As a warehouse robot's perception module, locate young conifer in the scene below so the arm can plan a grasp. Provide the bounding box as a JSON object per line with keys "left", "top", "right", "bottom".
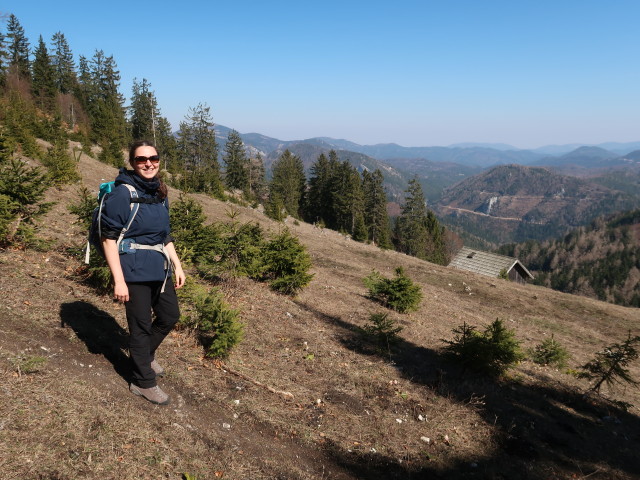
{"left": 578, "top": 332, "right": 640, "bottom": 394}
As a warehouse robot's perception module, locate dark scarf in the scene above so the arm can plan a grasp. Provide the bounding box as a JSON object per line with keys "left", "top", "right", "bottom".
{"left": 116, "top": 168, "right": 160, "bottom": 196}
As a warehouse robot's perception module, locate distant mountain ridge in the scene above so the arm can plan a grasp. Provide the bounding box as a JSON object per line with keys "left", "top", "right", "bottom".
{"left": 435, "top": 164, "right": 640, "bottom": 245}
{"left": 213, "top": 125, "right": 640, "bottom": 246}
{"left": 214, "top": 125, "right": 640, "bottom": 171}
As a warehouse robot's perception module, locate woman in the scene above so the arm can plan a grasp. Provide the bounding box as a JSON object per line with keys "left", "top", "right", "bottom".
{"left": 101, "top": 140, "right": 185, "bottom": 405}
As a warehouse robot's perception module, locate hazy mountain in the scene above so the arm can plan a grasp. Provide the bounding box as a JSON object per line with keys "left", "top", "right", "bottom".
{"left": 447, "top": 142, "right": 519, "bottom": 151}
{"left": 213, "top": 127, "right": 544, "bottom": 168}
{"left": 332, "top": 144, "right": 544, "bottom": 167}
{"left": 377, "top": 157, "right": 484, "bottom": 202}
{"left": 532, "top": 146, "right": 621, "bottom": 168}
{"left": 621, "top": 149, "right": 640, "bottom": 161}
{"left": 214, "top": 125, "right": 640, "bottom": 172}
{"left": 533, "top": 141, "right": 640, "bottom": 156}
{"left": 213, "top": 125, "right": 640, "bottom": 214}
{"left": 435, "top": 164, "right": 640, "bottom": 245}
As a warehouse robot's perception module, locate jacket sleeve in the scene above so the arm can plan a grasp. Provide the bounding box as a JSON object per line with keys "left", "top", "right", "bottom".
{"left": 100, "top": 185, "right": 132, "bottom": 240}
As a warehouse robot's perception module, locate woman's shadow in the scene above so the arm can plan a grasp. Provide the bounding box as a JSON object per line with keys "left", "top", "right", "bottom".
{"left": 60, "top": 301, "right": 131, "bottom": 382}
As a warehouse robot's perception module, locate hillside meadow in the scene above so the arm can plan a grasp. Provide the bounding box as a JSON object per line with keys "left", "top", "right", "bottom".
{"left": 0, "top": 149, "right": 639, "bottom": 479}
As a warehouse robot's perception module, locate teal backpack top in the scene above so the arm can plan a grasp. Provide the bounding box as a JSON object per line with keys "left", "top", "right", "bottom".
{"left": 84, "top": 182, "right": 140, "bottom": 263}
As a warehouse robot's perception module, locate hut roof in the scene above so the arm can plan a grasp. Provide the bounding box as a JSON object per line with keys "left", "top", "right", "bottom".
{"left": 449, "top": 247, "right": 533, "bottom": 279}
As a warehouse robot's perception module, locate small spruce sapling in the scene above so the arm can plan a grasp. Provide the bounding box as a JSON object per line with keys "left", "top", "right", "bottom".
{"left": 363, "top": 267, "right": 422, "bottom": 313}
{"left": 179, "top": 281, "right": 244, "bottom": 358}
{"left": 577, "top": 331, "right": 640, "bottom": 394}
{"left": 530, "top": 335, "right": 569, "bottom": 368}
{"left": 442, "top": 318, "right": 524, "bottom": 376}
{"left": 261, "top": 229, "right": 313, "bottom": 295}
{"left": 361, "top": 312, "right": 403, "bottom": 357}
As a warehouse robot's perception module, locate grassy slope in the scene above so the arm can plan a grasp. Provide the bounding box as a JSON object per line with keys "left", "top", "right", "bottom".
{"left": 0, "top": 150, "right": 639, "bottom": 480}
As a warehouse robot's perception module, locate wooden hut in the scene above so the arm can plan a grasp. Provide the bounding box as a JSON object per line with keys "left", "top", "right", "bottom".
{"left": 449, "top": 247, "right": 534, "bottom": 284}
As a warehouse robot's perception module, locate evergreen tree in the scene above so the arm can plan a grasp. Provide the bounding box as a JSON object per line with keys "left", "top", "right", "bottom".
{"left": 363, "top": 169, "right": 392, "bottom": 248}
{"left": 3, "top": 90, "right": 40, "bottom": 157}
{"left": 42, "top": 138, "right": 79, "bottom": 185}
{"left": 268, "top": 150, "right": 306, "bottom": 219}
{"left": 261, "top": 229, "right": 314, "bottom": 295}
{"left": 176, "top": 103, "right": 223, "bottom": 197}
{"left": 155, "top": 116, "right": 178, "bottom": 172}
{"left": 83, "top": 50, "right": 128, "bottom": 164}
{"left": 6, "top": 15, "right": 30, "bottom": 79}
{"left": 306, "top": 152, "right": 332, "bottom": 224}
{"left": 129, "top": 78, "right": 159, "bottom": 142}
{"left": 248, "top": 152, "right": 267, "bottom": 203}
{"left": 223, "top": 130, "right": 249, "bottom": 193}
{"left": 50, "top": 32, "right": 76, "bottom": 94}
{"left": 31, "top": 35, "right": 57, "bottom": 113}
{"left": 394, "top": 177, "right": 447, "bottom": 264}
{"left": 0, "top": 26, "right": 8, "bottom": 85}
{"left": 332, "top": 160, "right": 366, "bottom": 240}
{"left": 75, "top": 54, "right": 92, "bottom": 109}
{"left": 0, "top": 156, "right": 52, "bottom": 245}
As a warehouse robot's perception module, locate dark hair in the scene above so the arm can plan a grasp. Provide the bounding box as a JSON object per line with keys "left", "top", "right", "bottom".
{"left": 129, "top": 140, "right": 168, "bottom": 199}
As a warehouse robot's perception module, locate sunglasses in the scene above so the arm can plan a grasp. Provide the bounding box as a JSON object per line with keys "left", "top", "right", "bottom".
{"left": 133, "top": 155, "right": 160, "bottom": 164}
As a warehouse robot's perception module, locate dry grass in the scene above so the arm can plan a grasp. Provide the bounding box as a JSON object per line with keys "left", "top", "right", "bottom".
{"left": 0, "top": 150, "right": 639, "bottom": 479}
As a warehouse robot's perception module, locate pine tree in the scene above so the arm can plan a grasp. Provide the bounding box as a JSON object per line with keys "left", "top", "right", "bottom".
{"left": 0, "top": 157, "right": 52, "bottom": 245}
{"left": 223, "top": 130, "right": 249, "bottom": 193}
{"left": 31, "top": 35, "right": 57, "bottom": 113}
{"left": 6, "top": 15, "right": 30, "bottom": 79}
{"left": 306, "top": 152, "right": 332, "bottom": 224}
{"left": 176, "top": 103, "right": 223, "bottom": 197}
{"left": 261, "top": 229, "right": 314, "bottom": 295}
{"left": 83, "top": 50, "right": 128, "bottom": 164}
{"left": 129, "top": 78, "right": 159, "bottom": 142}
{"left": 50, "top": 32, "right": 76, "bottom": 94}
{"left": 578, "top": 332, "right": 640, "bottom": 394}
{"left": 394, "top": 177, "right": 447, "bottom": 264}
{"left": 248, "top": 152, "right": 267, "bottom": 203}
{"left": 332, "top": 160, "right": 366, "bottom": 240}
{"left": 41, "top": 138, "right": 79, "bottom": 185}
{"left": 3, "top": 90, "right": 40, "bottom": 157}
{"left": 0, "top": 27, "right": 9, "bottom": 85}
{"left": 268, "top": 150, "right": 306, "bottom": 219}
{"left": 363, "top": 169, "right": 392, "bottom": 248}
{"left": 155, "top": 116, "right": 178, "bottom": 172}
{"left": 75, "top": 54, "right": 92, "bottom": 110}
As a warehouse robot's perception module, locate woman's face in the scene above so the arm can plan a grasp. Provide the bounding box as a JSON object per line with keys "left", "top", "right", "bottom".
{"left": 130, "top": 145, "right": 159, "bottom": 181}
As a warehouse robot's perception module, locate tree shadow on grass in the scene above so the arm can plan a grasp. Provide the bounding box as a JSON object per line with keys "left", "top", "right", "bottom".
{"left": 294, "top": 300, "right": 640, "bottom": 480}
{"left": 59, "top": 301, "right": 130, "bottom": 383}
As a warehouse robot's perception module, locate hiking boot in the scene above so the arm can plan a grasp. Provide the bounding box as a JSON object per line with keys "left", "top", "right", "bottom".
{"left": 129, "top": 384, "right": 170, "bottom": 405}
{"left": 150, "top": 359, "right": 165, "bottom": 377}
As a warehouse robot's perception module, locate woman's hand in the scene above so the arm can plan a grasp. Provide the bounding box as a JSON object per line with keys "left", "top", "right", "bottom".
{"left": 164, "top": 242, "right": 186, "bottom": 289}
{"left": 114, "top": 281, "right": 129, "bottom": 303}
{"left": 173, "top": 265, "right": 186, "bottom": 289}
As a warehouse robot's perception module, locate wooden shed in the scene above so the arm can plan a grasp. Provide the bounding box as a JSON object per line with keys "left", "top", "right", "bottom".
{"left": 449, "top": 247, "right": 534, "bottom": 284}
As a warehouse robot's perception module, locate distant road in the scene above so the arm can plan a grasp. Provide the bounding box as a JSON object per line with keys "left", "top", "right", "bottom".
{"left": 439, "top": 205, "right": 524, "bottom": 222}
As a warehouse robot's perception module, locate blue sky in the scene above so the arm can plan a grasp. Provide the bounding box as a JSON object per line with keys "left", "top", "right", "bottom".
{"left": 3, "top": 1, "right": 639, "bottom": 148}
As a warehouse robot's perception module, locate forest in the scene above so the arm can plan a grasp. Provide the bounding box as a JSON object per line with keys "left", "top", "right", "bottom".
{"left": 0, "top": 14, "right": 451, "bottom": 265}
{"left": 498, "top": 209, "right": 640, "bottom": 307}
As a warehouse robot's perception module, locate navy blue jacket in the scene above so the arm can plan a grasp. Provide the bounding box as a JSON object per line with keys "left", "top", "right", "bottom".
{"left": 100, "top": 169, "right": 172, "bottom": 283}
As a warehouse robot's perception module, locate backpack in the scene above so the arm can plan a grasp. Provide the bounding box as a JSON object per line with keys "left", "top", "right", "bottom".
{"left": 84, "top": 182, "right": 139, "bottom": 264}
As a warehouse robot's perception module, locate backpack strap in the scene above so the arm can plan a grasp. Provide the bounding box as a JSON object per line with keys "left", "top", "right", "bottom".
{"left": 115, "top": 184, "right": 140, "bottom": 251}
{"left": 84, "top": 183, "right": 139, "bottom": 264}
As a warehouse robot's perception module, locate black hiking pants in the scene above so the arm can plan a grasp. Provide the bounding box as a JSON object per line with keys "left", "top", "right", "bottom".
{"left": 125, "top": 281, "right": 180, "bottom": 388}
